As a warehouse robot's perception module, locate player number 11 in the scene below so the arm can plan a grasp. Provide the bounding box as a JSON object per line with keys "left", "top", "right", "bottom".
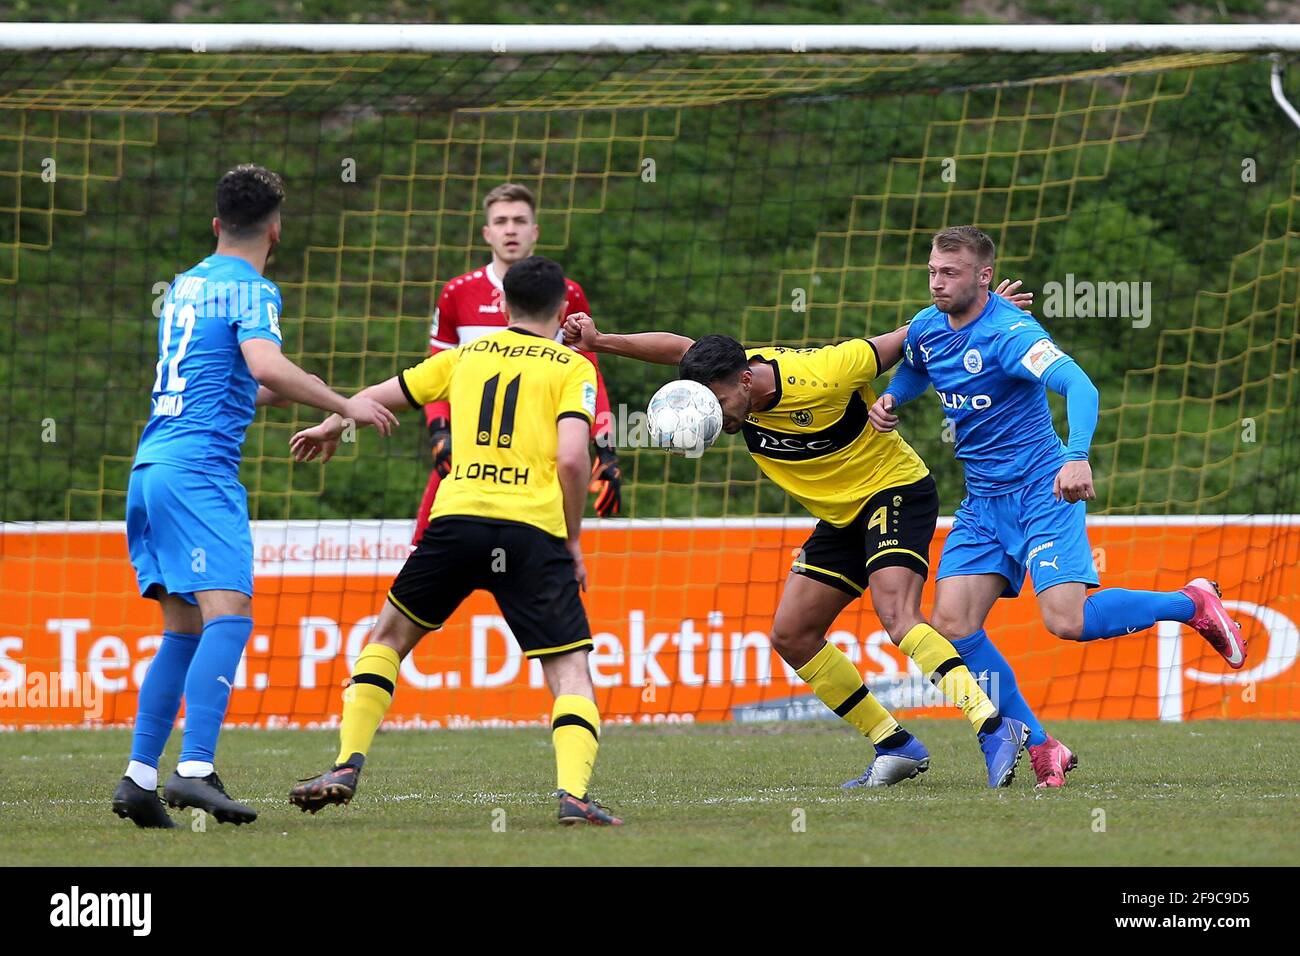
{"left": 476, "top": 372, "right": 522, "bottom": 448}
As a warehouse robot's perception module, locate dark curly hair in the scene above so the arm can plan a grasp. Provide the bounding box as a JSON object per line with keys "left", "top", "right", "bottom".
{"left": 216, "top": 164, "right": 285, "bottom": 240}
{"left": 679, "top": 334, "right": 748, "bottom": 385}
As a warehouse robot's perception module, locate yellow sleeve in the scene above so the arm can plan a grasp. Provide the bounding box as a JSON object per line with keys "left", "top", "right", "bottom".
{"left": 824, "top": 338, "right": 880, "bottom": 389}
{"left": 558, "top": 357, "right": 598, "bottom": 424}
{"left": 399, "top": 348, "right": 458, "bottom": 407}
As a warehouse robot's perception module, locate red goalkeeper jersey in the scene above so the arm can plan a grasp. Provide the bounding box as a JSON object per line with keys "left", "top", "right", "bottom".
{"left": 424, "top": 262, "right": 612, "bottom": 438}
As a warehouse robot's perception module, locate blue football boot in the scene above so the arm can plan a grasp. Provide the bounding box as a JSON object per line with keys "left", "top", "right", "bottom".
{"left": 979, "top": 716, "right": 1029, "bottom": 788}
{"left": 842, "top": 734, "right": 931, "bottom": 789}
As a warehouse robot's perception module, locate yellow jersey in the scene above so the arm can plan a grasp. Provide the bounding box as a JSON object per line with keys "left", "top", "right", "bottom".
{"left": 399, "top": 327, "right": 597, "bottom": 539}
{"left": 743, "top": 340, "right": 929, "bottom": 527}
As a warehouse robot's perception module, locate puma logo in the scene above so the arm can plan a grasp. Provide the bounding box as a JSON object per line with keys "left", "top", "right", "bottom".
{"left": 216, "top": 675, "right": 233, "bottom": 691}
{"left": 1039, "top": 556, "right": 1060, "bottom": 570}
{"left": 919, "top": 343, "right": 933, "bottom": 363}
{"left": 1010, "top": 320, "right": 1031, "bottom": 331}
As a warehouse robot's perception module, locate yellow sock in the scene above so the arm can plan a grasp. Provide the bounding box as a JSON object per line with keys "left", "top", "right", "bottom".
{"left": 795, "top": 642, "right": 900, "bottom": 744}
{"left": 336, "top": 643, "right": 401, "bottom": 765}
{"left": 552, "top": 695, "right": 601, "bottom": 798}
{"left": 899, "top": 623, "right": 999, "bottom": 731}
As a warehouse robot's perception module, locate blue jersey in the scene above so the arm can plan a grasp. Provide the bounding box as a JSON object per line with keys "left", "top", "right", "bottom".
{"left": 133, "top": 254, "right": 283, "bottom": 476}
{"left": 901, "top": 293, "right": 1071, "bottom": 496}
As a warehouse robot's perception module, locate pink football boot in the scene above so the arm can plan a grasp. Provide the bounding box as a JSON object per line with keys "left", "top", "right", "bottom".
{"left": 1028, "top": 735, "right": 1078, "bottom": 789}
{"left": 1180, "top": 578, "right": 1247, "bottom": 669}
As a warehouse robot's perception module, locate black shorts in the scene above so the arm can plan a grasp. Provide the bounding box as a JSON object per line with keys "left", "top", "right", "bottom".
{"left": 387, "top": 516, "right": 592, "bottom": 659}
{"left": 792, "top": 474, "right": 939, "bottom": 597}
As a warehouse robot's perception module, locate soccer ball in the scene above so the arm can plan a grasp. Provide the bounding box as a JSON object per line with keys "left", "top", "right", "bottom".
{"left": 647, "top": 379, "right": 724, "bottom": 456}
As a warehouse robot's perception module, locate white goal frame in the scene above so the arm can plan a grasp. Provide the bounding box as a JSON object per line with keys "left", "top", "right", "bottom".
{"left": 0, "top": 23, "right": 1299, "bottom": 53}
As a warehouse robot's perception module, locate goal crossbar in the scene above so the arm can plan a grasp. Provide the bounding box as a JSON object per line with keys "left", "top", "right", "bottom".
{"left": 1, "top": 23, "right": 1299, "bottom": 54}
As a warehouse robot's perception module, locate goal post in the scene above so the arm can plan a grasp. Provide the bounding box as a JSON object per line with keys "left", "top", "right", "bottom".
{"left": 1, "top": 25, "right": 1298, "bottom": 729}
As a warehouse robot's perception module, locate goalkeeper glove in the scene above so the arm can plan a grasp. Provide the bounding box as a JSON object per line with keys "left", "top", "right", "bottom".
{"left": 428, "top": 416, "right": 452, "bottom": 478}
{"left": 589, "top": 445, "right": 622, "bottom": 518}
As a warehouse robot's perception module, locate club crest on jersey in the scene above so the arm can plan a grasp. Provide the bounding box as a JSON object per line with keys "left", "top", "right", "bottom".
{"left": 905, "top": 343, "right": 914, "bottom": 366}
{"left": 963, "top": 348, "right": 983, "bottom": 374}
{"left": 790, "top": 409, "right": 813, "bottom": 427}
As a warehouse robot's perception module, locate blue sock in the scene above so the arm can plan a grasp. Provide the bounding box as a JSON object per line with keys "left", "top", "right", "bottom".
{"left": 179, "top": 615, "right": 253, "bottom": 765}
{"left": 1081, "top": 589, "right": 1195, "bottom": 641}
{"left": 953, "top": 629, "right": 1048, "bottom": 747}
{"left": 129, "top": 630, "right": 201, "bottom": 768}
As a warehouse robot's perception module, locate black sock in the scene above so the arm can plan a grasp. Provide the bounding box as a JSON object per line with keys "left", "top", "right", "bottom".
{"left": 878, "top": 728, "right": 911, "bottom": 750}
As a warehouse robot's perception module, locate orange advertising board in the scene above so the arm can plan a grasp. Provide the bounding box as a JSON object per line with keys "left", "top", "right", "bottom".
{"left": 1, "top": 518, "right": 1297, "bottom": 728}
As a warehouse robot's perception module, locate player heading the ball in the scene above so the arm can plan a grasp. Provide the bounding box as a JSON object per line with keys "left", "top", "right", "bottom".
{"left": 564, "top": 302, "right": 1038, "bottom": 790}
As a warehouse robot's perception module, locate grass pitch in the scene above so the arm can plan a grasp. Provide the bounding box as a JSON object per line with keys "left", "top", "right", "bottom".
{"left": 2, "top": 720, "right": 1296, "bottom": 866}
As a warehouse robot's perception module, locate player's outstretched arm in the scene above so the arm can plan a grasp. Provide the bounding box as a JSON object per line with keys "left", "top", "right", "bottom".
{"left": 256, "top": 373, "right": 331, "bottom": 408}
{"left": 557, "top": 416, "right": 592, "bottom": 592}
{"left": 562, "top": 313, "right": 693, "bottom": 366}
{"left": 868, "top": 325, "right": 909, "bottom": 372}
{"left": 289, "top": 376, "right": 412, "bottom": 463}
{"left": 242, "top": 339, "right": 399, "bottom": 435}
{"left": 255, "top": 385, "right": 291, "bottom": 408}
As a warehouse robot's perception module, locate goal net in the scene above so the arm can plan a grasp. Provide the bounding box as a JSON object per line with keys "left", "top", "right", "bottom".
{"left": 3, "top": 30, "right": 1298, "bottom": 729}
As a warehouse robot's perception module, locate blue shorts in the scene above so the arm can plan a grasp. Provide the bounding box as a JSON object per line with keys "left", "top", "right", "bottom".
{"left": 937, "top": 469, "right": 1099, "bottom": 599}
{"left": 126, "top": 463, "right": 253, "bottom": 603}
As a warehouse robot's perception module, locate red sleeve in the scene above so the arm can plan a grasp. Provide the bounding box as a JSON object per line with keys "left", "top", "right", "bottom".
{"left": 565, "top": 281, "right": 591, "bottom": 319}
{"left": 566, "top": 282, "right": 611, "bottom": 446}
{"left": 425, "top": 283, "right": 458, "bottom": 427}
{"left": 584, "top": 353, "right": 613, "bottom": 446}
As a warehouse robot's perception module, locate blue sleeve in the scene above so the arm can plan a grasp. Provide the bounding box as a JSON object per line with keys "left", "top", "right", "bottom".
{"left": 1041, "top": 357, "right": 1099, "bottom": 461}
{"left": 233, "top": 281, "right": 283, "bottom": 345}
{"left": 882, "top": 359, "right": 930, "bottom": 407}
{"left": 882, "top": 323, "right": 930, "bottom": 406}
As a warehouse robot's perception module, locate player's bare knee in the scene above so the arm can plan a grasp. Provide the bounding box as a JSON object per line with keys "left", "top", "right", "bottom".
{"left": 930, "top": 607, "right": 971, "bottom": 641}
{"left": 160, "top": 594, "right": 203, "bottom": 635}
{"left": 196, "top": 589, "right": 251, "bottom": 621}
{"left": 1045, "top": 612, "right": 1085, "bottom": 641}
{"left": 884, "top": 613, "right": 926, "bottom": 645}
{"left": 770, "top": 622, "right": 821, "bottom": 668}
{"left": 368, "top": 625, "right": 419, "bottom": 659}
{"left": 540, "top": 648, "right": 595, "bottom": 699}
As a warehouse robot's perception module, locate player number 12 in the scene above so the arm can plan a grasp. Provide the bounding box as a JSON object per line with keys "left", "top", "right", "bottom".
{"left": 153, "top": 301, "right": 197, "bottom": 393}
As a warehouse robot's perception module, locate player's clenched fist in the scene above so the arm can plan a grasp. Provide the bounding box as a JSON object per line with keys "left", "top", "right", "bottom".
{"left": 562, "top": 312, "right": 599, "bottom": 350}
{"left": 1054, "top": 460, "right": 1095, "bottom": 503}
{"left": 869, "top": 393, "right": 899, "bottom": 432}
